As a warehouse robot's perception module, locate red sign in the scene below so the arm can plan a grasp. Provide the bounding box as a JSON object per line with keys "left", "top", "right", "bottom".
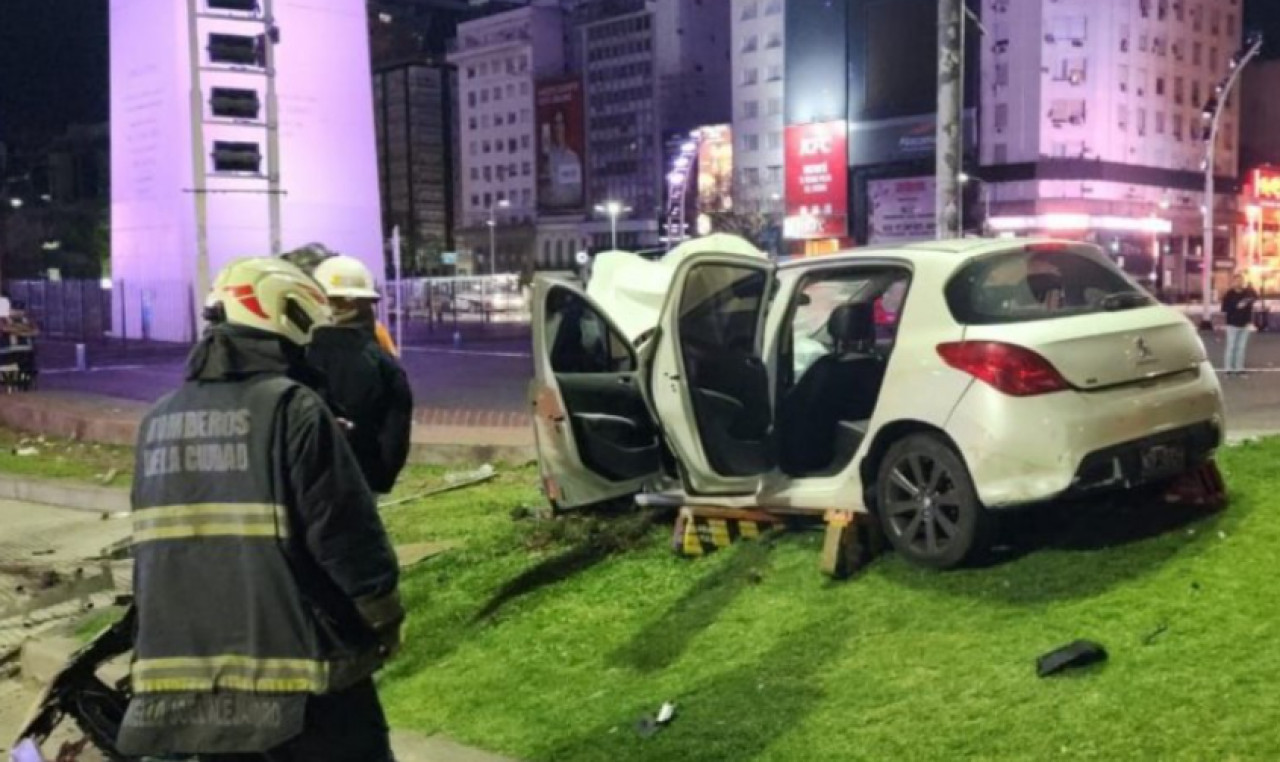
{"left": 784, "top": 122, "right": 848, "bottom": 239}
{"left": 1252, "top": 167, "right": 1280, "bottom": 206}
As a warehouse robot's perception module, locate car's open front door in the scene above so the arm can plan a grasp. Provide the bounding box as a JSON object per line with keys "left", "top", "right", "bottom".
{"left": 530, "top": 276, "right": 662, "bottom": 510}
{"left": 650, "top": 253, "right": 778, "bottom": 496}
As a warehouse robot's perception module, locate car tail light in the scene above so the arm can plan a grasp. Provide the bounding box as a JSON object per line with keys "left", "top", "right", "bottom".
{"left": 937, "top": 341, "right": 1071, "bottom": 396}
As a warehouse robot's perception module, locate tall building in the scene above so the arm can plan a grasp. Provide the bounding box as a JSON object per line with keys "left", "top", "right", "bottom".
{"left": 980, "top": 0, "right": 1245, "bottom": 295}
{"left": 731, "top": 0, "right": 786, "bottom": 217}
{"left": 576, "top": 0, "right": 731, "bottom": 250}
{"left": 450, "top": 4, "right": 569, "bottom": 274}
{"left": 1241, "top": 58, "right": 1280, "bottom": 171}
{"left": 374, "top": 60, "right": 458, "bottom": 275}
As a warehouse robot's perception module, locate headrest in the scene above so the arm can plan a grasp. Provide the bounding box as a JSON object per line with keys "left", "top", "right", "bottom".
{"left": 828, "top": 302, "right": 875, "bottom": 346}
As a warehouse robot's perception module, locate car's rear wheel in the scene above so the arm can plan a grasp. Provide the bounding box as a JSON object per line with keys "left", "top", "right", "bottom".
{"left": 876, "top": 434, "right": 989, "bottom": 569}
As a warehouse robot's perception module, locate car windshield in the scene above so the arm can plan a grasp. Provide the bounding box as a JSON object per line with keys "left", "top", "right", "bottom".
{"left": 946, "top": 247, "right": 1156, "bottom": 325}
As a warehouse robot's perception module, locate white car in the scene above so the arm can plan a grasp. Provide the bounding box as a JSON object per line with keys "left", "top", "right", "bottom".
{"left": 529, "top": 237, "right": 1225, "bottom": 568}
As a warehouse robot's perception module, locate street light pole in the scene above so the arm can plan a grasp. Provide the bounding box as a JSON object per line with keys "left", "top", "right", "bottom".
{"left": 486, "top": 199, "right": 510, "bottom": 277}
{"left": 594, "top": 201, "right": 629, "bottom": 251}
{"left": 935, "top": 0, "right": 964, "bottom": 240}
{"left": 1199, "top": 32, "right": 1263, "bottom": 330}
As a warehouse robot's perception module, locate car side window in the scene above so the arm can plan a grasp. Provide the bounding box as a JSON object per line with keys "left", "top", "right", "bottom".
{"left": 788, "top": 268, "right": 911, "bottom": 380}
{"left": 547, "top": 288, "right": 634, "bottom": 374}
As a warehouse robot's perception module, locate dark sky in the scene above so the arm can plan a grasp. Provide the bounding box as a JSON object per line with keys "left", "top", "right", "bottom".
{"left": 0, "top": 0, "right": 1277, "bottom": 150}
{"left": 0, "top": 0, "right": 108, "bottom": 148}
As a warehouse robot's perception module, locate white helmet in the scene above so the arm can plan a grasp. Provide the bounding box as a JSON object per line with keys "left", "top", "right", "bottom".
{"left": 207, "top": 257, "right": 332, "bottom": 346}
{"left": 313, "top": 255, "right": 381, "bottom": 301}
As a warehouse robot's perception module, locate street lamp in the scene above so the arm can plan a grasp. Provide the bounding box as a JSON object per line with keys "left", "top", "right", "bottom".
{"left": 1198, "top": 31, "right": 1264, "bottom": 330}
{"left": 594, "top": 200, "right": 631, "bottom": 251}
{"left": 8, "top": 198, "right": 22, "bottom": 210}
{"left": 486, "top": 199, "right": 510, "bottom": 276}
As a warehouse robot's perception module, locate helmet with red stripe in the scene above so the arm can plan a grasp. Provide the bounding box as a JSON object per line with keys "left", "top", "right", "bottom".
{"left": 206, "top": 257, "right": 332, "bottom": 346}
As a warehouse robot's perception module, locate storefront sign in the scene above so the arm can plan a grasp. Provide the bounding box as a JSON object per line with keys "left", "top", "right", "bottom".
{"left": 868, "top": 176, "right": 936, "bottom": 243}
{"left": 784, "top": 121, "right": 848, "bottom": 239}
{"left": 1252, "top": 167, "right": 1280, "bottom": 206}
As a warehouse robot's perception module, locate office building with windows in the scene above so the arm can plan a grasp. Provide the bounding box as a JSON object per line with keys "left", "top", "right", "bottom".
{"left": 731, "top": 0, "right": 786, "bottom": 216}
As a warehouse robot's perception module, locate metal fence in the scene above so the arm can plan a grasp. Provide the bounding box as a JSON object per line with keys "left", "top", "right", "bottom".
{"left": 5, "top": 278, "right": 196, "bottom": 345}
{"left": 385, "top": 274, "right": 532, "bottom": 345}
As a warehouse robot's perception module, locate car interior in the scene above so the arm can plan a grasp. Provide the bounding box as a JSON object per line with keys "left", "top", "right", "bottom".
{"left": 775, "top": 268, "right": 911, "bottom": 477}
{"left": 545, "top": 287, "right": 660, "bottom": 482}
{"left": 675, "top": 264, "right": 775, "bottom": 477}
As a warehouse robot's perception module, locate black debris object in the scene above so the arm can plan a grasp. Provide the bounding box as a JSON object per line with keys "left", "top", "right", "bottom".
{"left": 1036, "top": 640, "right": 1108, "bottom": 677}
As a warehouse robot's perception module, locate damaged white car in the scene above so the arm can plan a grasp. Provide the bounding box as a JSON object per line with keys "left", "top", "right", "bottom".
{"left": 530, "top": 235, "right": 1225, "bottom": 568}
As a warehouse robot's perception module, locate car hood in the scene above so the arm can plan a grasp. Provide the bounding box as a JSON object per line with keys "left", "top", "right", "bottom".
{"left": 585, "top": 233, "right": 767, "bottom": 342}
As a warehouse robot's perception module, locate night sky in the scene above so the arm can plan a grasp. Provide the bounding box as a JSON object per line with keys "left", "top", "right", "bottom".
{"left": 0, "top": 0, "right": 1277, "bottom": 149}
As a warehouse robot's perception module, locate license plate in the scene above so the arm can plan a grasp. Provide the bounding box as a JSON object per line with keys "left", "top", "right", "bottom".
{"left": 1141, "top": 444, "right": 1186, "bottom": 481}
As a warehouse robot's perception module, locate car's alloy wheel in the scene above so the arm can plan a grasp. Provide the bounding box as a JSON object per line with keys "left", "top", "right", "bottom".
{"left": 876, "top": 434, "right": 988, "bottom": 569}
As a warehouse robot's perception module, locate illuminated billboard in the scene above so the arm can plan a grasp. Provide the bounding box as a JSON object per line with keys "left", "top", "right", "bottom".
{"left": 784, "top": 121, "right": 848, "bottom": 240}
{"left": 110, "top": 0, "right": 384, "bottom": 341}
{"left": 536, "top": 78, "right": 586, "bottom": 213}
{"left": 695, "top": 125, "right": 733, "bottom": 214}
{"left": 868, "top": 176, "right": 935, "bottom": 243}
{"left": 1250, "top": 167, "right": 1280, "bottom": 207}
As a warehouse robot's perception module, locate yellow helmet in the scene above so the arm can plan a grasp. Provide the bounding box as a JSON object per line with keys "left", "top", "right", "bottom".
{"left": 207, "top": 257, "right": 332, "bottom": 346}
{"left": 313, "top": 255, "right": 381, "bottom": 301}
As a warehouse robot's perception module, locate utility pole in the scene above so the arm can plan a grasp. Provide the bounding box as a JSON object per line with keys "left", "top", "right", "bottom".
{"left": 1199, "top": 32, "right": 1263, "bottom": 330}
{"left": 186, "top": 0, "right": 211, "bottom": 334}
{"left": 263, "top": 0, "right": 282, "bottom": 255}
{"left": 935, "top": 0, "right": 964, "bottom": 240}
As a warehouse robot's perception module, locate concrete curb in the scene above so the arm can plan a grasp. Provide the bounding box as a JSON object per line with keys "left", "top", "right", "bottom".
{"left": 408, "top": 441, "right": 536, "bottom": 467}
{"left": 0, "top": 473, "right": 128, "bottom": 514}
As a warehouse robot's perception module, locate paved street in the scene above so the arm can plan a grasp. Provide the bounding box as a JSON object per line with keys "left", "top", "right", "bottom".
{"left": 29, "top": 332, "right": 1280, "bottom": 435}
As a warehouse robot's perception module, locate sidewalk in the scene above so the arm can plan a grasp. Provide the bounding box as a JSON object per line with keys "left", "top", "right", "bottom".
{"left": 0, "top": 391, "right": 536, "bottom": 465}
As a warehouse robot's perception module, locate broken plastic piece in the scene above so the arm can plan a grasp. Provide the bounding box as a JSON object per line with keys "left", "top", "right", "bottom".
{"left": 656, "top": 702, "right": 676, "bottom": 724}
{"left": 1037, "top": 640, "right": 1107, "bottom": 677}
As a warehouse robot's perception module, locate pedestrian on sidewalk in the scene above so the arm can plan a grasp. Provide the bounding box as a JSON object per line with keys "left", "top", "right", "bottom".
{"left": 117, "top": 257, "right": 403, "bottom": 762}
{"left": 309, "top": 254, "right": 415, "bottom": 494}
{"left": 1222, "top": 274, "right": 1259, "bottom": 377}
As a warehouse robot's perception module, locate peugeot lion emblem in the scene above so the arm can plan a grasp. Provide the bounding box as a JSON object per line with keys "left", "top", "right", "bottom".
{"left": 1133, "top": 336, "right": 1155, "bottom": 365}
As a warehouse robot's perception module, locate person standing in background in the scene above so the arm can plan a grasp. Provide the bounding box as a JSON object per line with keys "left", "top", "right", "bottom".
{"left": 1222, "top": 274, "right": 1259, "bottom": 378}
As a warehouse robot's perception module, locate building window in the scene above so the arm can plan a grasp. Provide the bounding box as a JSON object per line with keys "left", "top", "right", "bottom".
{"left": 1227, "top": 14, "right": 1235, "bottom": 36}
{"left": 1157, "top": 0, "right": 1168, "bottom": 21}
{"left": 767, "top": 166, "right": 782, "bottom": 185}
{"left": 1210, "top": 47, "right": 1218, "bottom": 71}
{"left": 995, "top": 103, "right": 1009, "bottom": 132}
{"left": 767, "top": 131, "right": 781, "bottom": 151}
{"left": 1192, "top": 4, "right": 1203, "bottom": 32}
{"left": 765, "top": 0, "right": 782, "bottom": 15}
{"left": 743, "top": 100, "right": 759, "bottom": 119}
{"left": 1174, "top": 77, "right": 1184, "bottom": 105}
{"left": 467, "top": 67, "right": 476, "bottom": 79}
{"left": 509, "top": 138, "right": 518, "bottom": 152}
{"left": 1053, "top": 57, "right": 1087, "bottom": 84}
{"left": 1118, "top": 65, "right": 1129, "bottom": 93}
{"left": 767, "top": 97, "right": 782, "bottom": 116}
{"left": 1174, "top": 0, "right": 1185, "bottom": 22}
{"left": 481, "top": 90, "right": 488, "bottom": 104}
{"left": 1193, "top": 41, "right": 1203, "bottom": 66}
{"left": 742, "top": 35, "right": 758, "bottom": 54}
{"left": 470, "top": 168, "right": 479, "bottom": 181}
{"left": 1153, "top": 36, "right": 1166, "bottom": 56}
{"left": 1139, "top": 34, "right": 1148, "bottom": 53}
{"left": 506, "top": 84, "right": 515, "bottom": 97}
{"left": 767, "top": 64, "right": 782, "bottom": 82}
{"left": 493, "top": 86, "right": 502, "bottom": 102}
{"left": 1155, "top": 111, "right": 1165, "bottom": 135}
{"left": 520, "top": 82, "right": 530, "bottom": 95}
{"left": 1210, "top": 9, "right": 1220, "bottom": 36}
{"left": 1119, "top": 25, "right": 1130, "bottom": 53}
{"left": 483, "top": 166, "right": 492, "bottom": 181}
{"left": 1155, "top": 77, "right": 1165, "bottom": 96}
{"left": 493, "top": 114, "right": 502, "bottom": 126}
{"left": 995, "top": 62, "right": 1010, "bottom": 87}
{"left": 471, "top": 194, "right": 480, "bottom": 208}
{"left": 994, "top": 144, "right": 1008, "bottom": 164}
{"left": 468, "top": 92, "right": 477, "bottom": 107}
{"left": 469, "top": 116, "right": 478, "bottom": 129}
{"left": 495, "top": 140, "right": 503, "bottom": 153}
{"left": 766, "top": 33, "right": 782, "bottom": 49}
{"left": 1139, "top": 0, "right": 1150, "bottom": 19}
{"left": 1048, "top": 16, "right": 1088, "bottom": 45}
{"left": 1118, "top": 104, "right": 1129, "bottom": 131}
{"left": 744, "top": 134, "right": 760, "bottom": 151}
{"left": 1173, "top": 113, "right": 1184, "bottom": 141}
{"left": 1048, "top": 99, "right": 1087, "bottom": 126}
{"left": 1192, "top": 80, "right": 1201, "bottom": 106}
{"left": 742, "top": 68, "right": 758, "bottom": 86}
{"left": 743, "top": 167, "right": 760, "bottom": 185}
{"left": 522, "top": 162, "right": 531, "bottom": 176}
{"left": 521, "top": 135, "right": 531, "bottom": 149}
{"left": 1137, "top": 69, "right": 1148, "bottom": 97}
{"left": 1137, "top": 108, "right": 1147, "bottom": 136}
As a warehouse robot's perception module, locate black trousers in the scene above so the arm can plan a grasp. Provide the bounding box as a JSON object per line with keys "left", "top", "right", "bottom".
{"left": 205, "top": 679, "right": 394, "bottom": 762}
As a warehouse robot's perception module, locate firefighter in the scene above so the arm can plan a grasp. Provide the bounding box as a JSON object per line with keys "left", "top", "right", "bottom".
{"left": 117, "top": 257, "right": 403, "bottom": 761}
{"left": 307, "top": 254, "right": 414, "bottom": 494}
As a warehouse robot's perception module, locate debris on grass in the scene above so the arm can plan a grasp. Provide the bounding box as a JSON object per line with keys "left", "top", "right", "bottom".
{"left": 14, "top": 447, "right": 38, "bottom": 457}
{"left": 379, "top": 464, "right": 499, "bottom": 509}
{"left": 97, "top": 467, "right": 120, "bottom": 486}
{"left": 1036, "top": 640, "right": 1108, "bottom": 677}
{"left": 1142, "top": 622, "right": 1170, "bottom": 646}
{"left": 636, "top": 702, "right": 678, "bottom": 738}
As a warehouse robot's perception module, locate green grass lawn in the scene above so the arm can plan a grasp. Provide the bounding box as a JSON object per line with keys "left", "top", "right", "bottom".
{"left": 0, "top": 427, "right": 133, "bottom": 484}
{"left": 378, "top": 443, "right": 1280, "bottom": 761}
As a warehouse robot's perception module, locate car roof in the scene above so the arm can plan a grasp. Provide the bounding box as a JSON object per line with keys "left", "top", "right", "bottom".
{"left": 779, "top": 237, "right": 1094, "bottom": 274}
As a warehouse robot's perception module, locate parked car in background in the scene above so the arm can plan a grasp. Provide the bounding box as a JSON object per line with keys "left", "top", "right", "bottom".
{"left": 530, "top": 237, "right": 1225, "bottom": 569}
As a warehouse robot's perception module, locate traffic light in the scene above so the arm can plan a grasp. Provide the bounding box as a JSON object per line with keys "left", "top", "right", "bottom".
{"left": 207, "top": 33, "right": 265, "bottom": 67}
{"left": 210, "top": 87, "right": 261, "bottom": 119}
{"left": 211, "top": 141, "right": 262, "bottom": 173}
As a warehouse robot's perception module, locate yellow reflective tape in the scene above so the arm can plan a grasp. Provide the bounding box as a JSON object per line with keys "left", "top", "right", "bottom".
{"left": 132, "top": 655, "right": 329, "bottom": 694}
{"left": 707, "top": 519, "right": 731, "bottom": 547}
{"left": 133, "top": 503, "right": 287, "bottom": 543}
{"left": 740, "top": 522, "right": 760, "bottom": 539}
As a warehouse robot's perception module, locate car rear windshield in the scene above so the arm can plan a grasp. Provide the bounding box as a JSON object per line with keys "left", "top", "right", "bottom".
{"left": 946, "top": 247, "right": 1156, "bottom": 325}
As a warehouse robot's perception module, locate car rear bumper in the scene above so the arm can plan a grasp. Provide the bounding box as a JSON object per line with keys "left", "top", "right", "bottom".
{"left": 945, "top": 363, "right": 1225, "bottom": 508}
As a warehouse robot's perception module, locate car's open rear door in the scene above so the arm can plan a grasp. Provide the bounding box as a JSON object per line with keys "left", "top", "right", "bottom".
{"left": 530, "top": 276, "right": 662, "bottom": 510}
{"left": 649, "top": 253, "right": 777, "bottom": 496}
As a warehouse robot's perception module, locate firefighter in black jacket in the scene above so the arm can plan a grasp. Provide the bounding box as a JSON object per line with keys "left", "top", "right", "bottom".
{"left": 307, "top": 254, "right": 414, "bottom": 494}
{"left": 117, "top": 258, "right": 403, "bottom": 761}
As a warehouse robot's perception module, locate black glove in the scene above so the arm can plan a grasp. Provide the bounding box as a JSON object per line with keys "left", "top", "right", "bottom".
{"left": 355, "top": 589, "right": 405, "bottom": 660}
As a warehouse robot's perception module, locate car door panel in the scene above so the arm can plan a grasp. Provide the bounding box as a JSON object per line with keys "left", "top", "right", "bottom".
{"left": 531, "top": 278, "right": 660, "bottom": 509}
{"left": 651, "top": 254, "right": 777, "bottom": 495}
